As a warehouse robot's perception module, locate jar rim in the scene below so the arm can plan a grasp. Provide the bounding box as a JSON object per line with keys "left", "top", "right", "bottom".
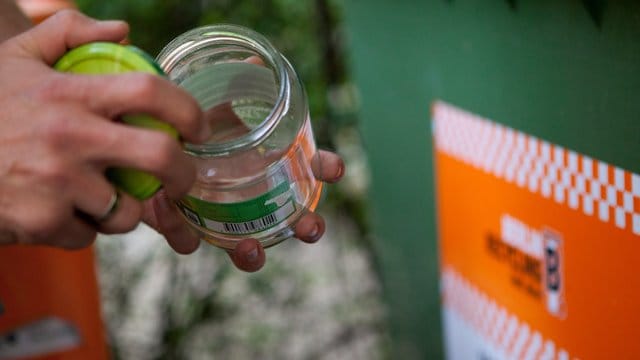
{"left": 156, "top": 24, "right": 289, "bottom": 156}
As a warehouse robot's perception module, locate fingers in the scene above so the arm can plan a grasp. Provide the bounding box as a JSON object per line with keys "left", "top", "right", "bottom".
{"left": 244, "top": 56, "right": 265, "bottom": 66}
{"left": 224, "top": 208, "right": 326, "bottom": 273}
{"left": 203, "top": 103, "right": 250, "bottom": 141}
{"left": 94, "top": 124, "right": 196, "bottom": 199}
{"left": 49, "top": 219, "right": 98, "bottom": 250}
{"left": 66, "top": 169, "right": 142, "bottom": 233}
{"left": 224, "top": 212, "right": 324, "bottom": 273}
{"left": 193, "top": 55, "right": 264, "bottom": 141}
{"left": 143, "top": 190, "right": 200, "bottom": 254}
{"left": 95, "top": 191, "right": 143, "bottom": 234}
{"left": 40, "top": 73, "right": 209, "bottom": 144}
{"left": 223, "top": 149, "right": 340, "bottom": 269}
{"left": 33, "top": 74, "right": 207, "bottom": 199}
{"left": 66, "top": 168, "right": 119, "bottom": 218}
{"left": 294, "top": 212, "right": 325, "bottom": 243}
{"left": 312, "top": 150, "right": 344, "bottom": 183}
{"left": 33, "top": 107, "right": 196, "bottom": 200}
{"left": 18, "top": 10, "right": 129, "bottom": 64}
{"left": 226, "top": 238, "right": 266, "bottom": 272}
{"left": 289, "top": 149, "right": 340, "bottom": 245}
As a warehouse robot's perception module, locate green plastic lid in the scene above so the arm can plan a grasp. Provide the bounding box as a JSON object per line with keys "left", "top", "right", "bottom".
{"left": 54, "top": 42, "right": 179, "bottom": 200}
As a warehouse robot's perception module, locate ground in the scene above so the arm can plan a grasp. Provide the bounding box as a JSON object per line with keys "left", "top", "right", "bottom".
{"left": 97, "top": 209, "right": 388, "bottom": 359}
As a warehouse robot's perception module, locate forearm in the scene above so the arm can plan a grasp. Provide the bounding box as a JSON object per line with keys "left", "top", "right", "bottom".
{"left": 0, "top": 0, "right": 31, "bottom": 42}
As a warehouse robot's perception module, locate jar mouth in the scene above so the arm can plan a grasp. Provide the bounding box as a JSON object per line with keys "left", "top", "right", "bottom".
{"left": 156, "top": 24, "right": 289, "bottom": 156}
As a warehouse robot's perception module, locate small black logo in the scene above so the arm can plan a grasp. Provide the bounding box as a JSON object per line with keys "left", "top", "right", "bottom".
{"left": 181, "top": 207, "right": 202, "bottom": 227}
{"left": 544, "top": 230, "right": 566, "bottom": 318}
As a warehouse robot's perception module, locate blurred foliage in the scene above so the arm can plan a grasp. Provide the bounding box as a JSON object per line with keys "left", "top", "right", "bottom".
{"left": 97, "top": 213, "right": 389, "bottom": 359}
{"left": 77, "top": 0, "right": 346, "bottom": 144}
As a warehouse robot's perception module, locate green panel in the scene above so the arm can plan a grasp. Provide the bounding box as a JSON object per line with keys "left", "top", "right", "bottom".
{"left": 343, "top": 0, "right": 640, "bottom": 358}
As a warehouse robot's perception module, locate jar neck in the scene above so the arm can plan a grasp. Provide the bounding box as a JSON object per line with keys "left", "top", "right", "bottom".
{"left": 156, "top": 24, "right": 291, "bottom": 157}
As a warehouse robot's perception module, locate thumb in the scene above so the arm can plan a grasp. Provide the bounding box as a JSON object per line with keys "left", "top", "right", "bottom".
{"left": 226, "top": 239, "right": 266, "bottom": 272}
{"left": 16, "top": 10, "right": 128, "bottom": 65}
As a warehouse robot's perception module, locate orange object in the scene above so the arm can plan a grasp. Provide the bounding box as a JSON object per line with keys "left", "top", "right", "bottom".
{"left": 433, "top": 101, "right": 640, "bottom": 359}
{"left": 16, "top": 0, "right": 77, "bottom": 24}
{"left": 0, "top": 2, "right": 109, "bottom": 359}
{"left": 0, "top": 247, "right": 108, "bottom": 360}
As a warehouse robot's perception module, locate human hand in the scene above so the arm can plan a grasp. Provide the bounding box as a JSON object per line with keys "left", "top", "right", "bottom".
{"left": 0, "top": 10, "right": 208, "bottom": 248}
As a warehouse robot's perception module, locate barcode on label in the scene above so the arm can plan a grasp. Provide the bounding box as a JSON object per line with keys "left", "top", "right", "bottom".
{"left": 203, "top": 200, "right": 296, "bottom": 235}
{"left": 222, "top": 213, "right": 278, "bottom": 234}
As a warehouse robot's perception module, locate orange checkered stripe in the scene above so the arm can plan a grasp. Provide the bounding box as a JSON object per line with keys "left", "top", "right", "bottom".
{"left": 433, "top": 101, "right": 640, "bottom": 235}
{"left": 442, "top": 267, "right": 572, "bottom": 360}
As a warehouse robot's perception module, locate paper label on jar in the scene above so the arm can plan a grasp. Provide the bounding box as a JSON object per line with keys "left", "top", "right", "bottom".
{"left": 177, "top": 181, "right": 296, "bottom": 235}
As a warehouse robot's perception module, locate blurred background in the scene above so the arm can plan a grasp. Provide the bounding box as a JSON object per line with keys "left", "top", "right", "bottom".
{"left": 73, "top": 0, "right": 391, "bottom": 359}
{"left": 12, "top": 0, "right": 639, "bottom": 359}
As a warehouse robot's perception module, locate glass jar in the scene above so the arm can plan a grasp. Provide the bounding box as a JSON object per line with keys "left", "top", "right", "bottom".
{"left": 156, "top": 24, "right": 323, "bottom": 250}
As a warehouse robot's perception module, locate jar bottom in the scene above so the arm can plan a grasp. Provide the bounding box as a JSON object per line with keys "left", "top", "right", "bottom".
{"left": 185, "top": 181, "right": 323, "bottom": 250}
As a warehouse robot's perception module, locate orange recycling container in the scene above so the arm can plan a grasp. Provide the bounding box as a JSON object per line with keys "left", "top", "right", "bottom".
{"left": 0, "top": 2, "right": 109, "bottom": 359}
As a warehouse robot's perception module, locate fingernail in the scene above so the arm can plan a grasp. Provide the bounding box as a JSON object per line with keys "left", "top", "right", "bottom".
{"left": 308, "top": 224, "right": 320, "bottom": 241}
{"left": 245, "top": 248, "right": 259, "bottom": 263}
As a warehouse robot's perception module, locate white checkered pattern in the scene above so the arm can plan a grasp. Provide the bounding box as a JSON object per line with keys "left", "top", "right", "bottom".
{"left": 441, "top": 267, "right": 572, "bottom": 360}
{"left": 433, "top": 101, "right": 640, "bottom": 235}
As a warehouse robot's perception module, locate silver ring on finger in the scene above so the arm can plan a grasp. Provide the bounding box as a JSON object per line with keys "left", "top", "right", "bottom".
{"left": 95, "top": 190, "right": 120, "bottom": 222}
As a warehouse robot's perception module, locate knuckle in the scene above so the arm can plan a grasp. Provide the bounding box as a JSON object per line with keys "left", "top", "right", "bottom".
{"left": 128, "top": 73, "right": 160, "bottom": 100}
{"left": 95, "top": 125, "right": 121, "bottom": 151}
{"left": 146, "top": 135, "right": 179, "bottom": 170}
{"left": 38, "top": 113, "right": 76, "bottom": 150}
{"left": 31, "top": 74, "right": 67, "bottom": 101}
{"left": 53, "top": 9, "right": 85, "bottom": 28}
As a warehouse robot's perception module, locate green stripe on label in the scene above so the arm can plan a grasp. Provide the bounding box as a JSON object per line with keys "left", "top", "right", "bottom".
{"left": 178, "top": 182, "right": 295, "bottom": 235}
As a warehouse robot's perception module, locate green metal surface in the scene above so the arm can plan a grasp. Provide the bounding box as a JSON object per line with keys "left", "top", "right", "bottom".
{"left": 343, "top": 1, "right": 640, "bottom": 358}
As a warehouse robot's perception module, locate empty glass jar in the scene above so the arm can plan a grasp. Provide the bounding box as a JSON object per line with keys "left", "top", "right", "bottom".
{"left": 156, "top": 24, "right": 323, "bottom": 250}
